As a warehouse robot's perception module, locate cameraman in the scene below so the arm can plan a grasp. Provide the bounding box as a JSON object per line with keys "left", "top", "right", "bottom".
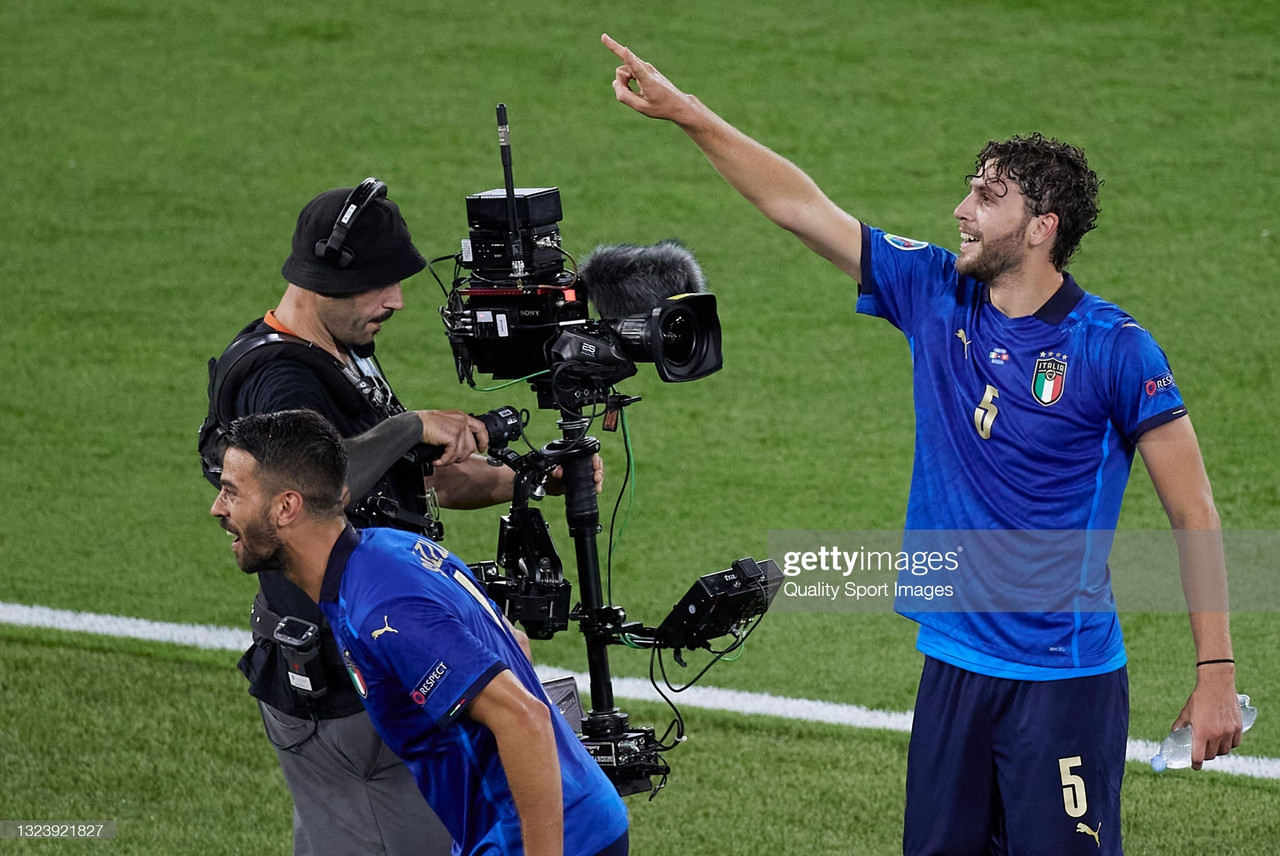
{"left": 204, "top": 183, "right": 519, "bottom": 856}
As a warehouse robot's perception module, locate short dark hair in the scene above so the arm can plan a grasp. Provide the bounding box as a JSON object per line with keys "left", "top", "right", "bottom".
{"left": 969, "top": 133, "right": 1101, "bottom": 270}
{"left": 224, "top": 410, "right": 347, "bottom": 517}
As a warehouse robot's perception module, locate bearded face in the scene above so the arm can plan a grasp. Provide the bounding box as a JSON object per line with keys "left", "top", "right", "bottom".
{"left": 315, "top": 282, "right": 404, "bottom": 348}
{"left": 211, "top": 448, "right": 288, "bottom": 574}
{"left": 955, "top": 216, "right": 1031, "bottom": 283}
{"left": 954, "top": 162, "right": 1036, "bottom": 284}
{"left": 226, "top": 503, "right": 287, "bottom": 574}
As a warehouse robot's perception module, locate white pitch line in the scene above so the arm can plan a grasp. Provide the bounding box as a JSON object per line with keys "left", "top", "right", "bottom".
{"left": 3, "top": 601, "right": 1276, "bottom": 780}
{"left": 1, "top": 601, "right": 252, "bottom": 650}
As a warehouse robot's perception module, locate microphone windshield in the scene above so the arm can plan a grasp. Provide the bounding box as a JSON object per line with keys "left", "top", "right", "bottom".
{"left": 579, "top": 240, "right": 707, "bottom": 319}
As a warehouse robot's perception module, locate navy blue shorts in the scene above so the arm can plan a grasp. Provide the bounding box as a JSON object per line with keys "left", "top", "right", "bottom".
{"left": 904, "top": 657, "right": 1128, "bottom": 855}
{"left": 594, "top": 830, "right": 629, "bottom": 856}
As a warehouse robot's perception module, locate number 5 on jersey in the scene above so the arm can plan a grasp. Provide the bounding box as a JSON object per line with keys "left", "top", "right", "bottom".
{"left": 973, "top": 384, "right": 1000, "bottom": 440}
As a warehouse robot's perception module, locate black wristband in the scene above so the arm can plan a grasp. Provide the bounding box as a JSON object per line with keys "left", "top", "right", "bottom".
{"left": 1196, "top": 658, "right": 1235, "bottom": 667}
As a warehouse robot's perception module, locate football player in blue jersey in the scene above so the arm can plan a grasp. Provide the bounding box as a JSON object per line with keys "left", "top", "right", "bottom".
{"left": 210, "top": 409, "right": 630, "bottom": 856}
{"left": 603, "top": 33, "right": 1241, "bottom": 855}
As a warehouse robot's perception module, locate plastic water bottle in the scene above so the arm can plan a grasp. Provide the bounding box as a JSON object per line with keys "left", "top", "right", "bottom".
{"left": 1150, "top": 694, "right": 1257, "bottom": 772}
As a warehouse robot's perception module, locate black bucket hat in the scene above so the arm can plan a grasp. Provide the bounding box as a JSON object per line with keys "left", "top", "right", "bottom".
{"left": 281, "top": 186, "right": 427, "bottom": 295}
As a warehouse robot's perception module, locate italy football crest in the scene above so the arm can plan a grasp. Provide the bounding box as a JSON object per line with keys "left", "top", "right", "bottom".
{"left": 342, "top": 649, "right": 368, "bottom": 698}
{"left": 1032, "top": 354, "right": 1067, "bottom": 406}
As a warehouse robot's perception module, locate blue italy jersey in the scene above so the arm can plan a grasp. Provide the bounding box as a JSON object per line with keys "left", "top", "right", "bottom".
{"left": 317, "top": 526, "right": 628, "bottom": 856}
{"left": 856, "top": 224, "right": 1187, "bottom": 679}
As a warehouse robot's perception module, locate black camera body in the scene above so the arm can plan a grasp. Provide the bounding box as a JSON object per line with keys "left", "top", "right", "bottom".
{"left": 582, "top": 724, "right": 670, "bottom": 798}
{"left": 464, "top": 187, "right": 565, "bottom": 281}
{"left": 272, "top": 616, "right": 328, "bottom": 699}
{"left": 441, "top": 180, "right": 722, "bottom": 412}
{"left": 448, "top": 186, "right": 585, "bottom": 387}
{"left": 656, "top": 558, "right": 784, "bottom": 651}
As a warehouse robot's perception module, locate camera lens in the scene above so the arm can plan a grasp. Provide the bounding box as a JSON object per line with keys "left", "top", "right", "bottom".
{"left": 605, "top": 293, "right": 721, "bottom": 383}
{"left": 660, "top": 309, "right": 696, "bottom": 366}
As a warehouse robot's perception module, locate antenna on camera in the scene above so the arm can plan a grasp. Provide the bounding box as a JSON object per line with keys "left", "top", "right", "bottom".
{"left": 495, "top": 104, "right": 525, "bottom": 277}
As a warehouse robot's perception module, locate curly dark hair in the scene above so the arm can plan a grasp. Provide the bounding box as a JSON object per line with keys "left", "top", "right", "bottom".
{"left": 968, "top": 133, "right": 1102, "bottom": 270}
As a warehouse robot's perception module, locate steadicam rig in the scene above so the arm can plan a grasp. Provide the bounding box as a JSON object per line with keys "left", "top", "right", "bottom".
{"left": 467, "top": 407, "right": 783, "bottom": 796}
{"left": 440, "top": 106, "right": 782, "bottom": 797}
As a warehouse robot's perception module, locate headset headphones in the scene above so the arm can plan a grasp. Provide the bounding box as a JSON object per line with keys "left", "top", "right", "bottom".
{"left": 313, "top": 177, "right": 388, "bottom": 269}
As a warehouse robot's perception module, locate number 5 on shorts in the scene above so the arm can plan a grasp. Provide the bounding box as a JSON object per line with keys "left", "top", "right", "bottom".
{"left": 1058, "top": 756, "right": 1088, "bottom": 818}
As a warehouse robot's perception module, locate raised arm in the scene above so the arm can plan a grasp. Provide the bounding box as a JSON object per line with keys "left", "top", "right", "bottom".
{"left": 1136, "top": 416, "right": 1241, "bottom": 769}
{"left": 603, "top": 33, "right": 865, "bottom": 281}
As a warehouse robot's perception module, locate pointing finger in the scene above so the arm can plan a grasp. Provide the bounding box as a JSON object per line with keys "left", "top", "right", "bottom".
{"left": 601, "top": 33, "right": 630, "bottom": 62}
{"left": 602, "top": 33, "right": 649, "bottom": 78}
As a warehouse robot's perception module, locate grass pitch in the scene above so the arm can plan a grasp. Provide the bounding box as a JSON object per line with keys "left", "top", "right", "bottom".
{"left": 2, "top": 0, "right": 1277, "bottom": 853}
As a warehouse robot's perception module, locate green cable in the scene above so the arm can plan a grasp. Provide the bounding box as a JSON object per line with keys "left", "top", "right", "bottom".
{"left": 467, "top": 370, "right": 549, "bottom": 392}
{"left": 608, "top": 408, "right": 637, "bottom": 559}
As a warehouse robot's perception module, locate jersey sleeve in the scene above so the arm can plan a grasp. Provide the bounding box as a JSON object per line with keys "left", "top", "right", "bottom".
{"left": 855, "top": 223, "right": 966, "bottom": 337}
{"left": 1108, "top": 323, "right": 1188, "bottom": 443}
{"left": 359, "top": 596, "right": 505, "bottom": 729}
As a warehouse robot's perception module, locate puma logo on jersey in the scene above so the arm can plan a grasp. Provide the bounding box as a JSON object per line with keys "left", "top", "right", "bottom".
{"left": 371, "top": 615, "right": 399, "bottom": 640}
{"left": 955, "top": 329, "right": 971, "bottom": 360}
{"left": 1075, "top": 821, "right": 1101, "bottom": 847}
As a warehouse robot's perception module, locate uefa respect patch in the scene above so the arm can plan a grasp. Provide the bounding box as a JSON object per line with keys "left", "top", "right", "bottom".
{"left": 884, "top": 234, "right": 929, "bottom": 251}
{"left": 1144, "top": 372, "right": 1178, "bottom": 398}
{"left": 410, "top": 660, "right": 450, "bottom": 706}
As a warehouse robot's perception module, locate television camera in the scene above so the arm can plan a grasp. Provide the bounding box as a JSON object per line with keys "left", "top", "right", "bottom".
{"left": 439, "top": 104, "right": 722, "bottom": 415}
{"left": 435, "top": 106, "right": 782, "bottom": 797}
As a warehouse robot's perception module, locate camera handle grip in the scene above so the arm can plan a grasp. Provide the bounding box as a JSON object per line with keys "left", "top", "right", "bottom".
{"left": 405, "top": 443, "right": 446, "bottom": 470}
{"left": 557, "top": 441, "right": 602, "bottom": 534}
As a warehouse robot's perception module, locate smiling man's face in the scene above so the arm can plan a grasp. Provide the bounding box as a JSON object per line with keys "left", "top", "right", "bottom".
{"left": 953, "top": 161, "right": 1037, "bottom": 284}
{"left": 210, "top": 448, "right": 286, "bottom": 574}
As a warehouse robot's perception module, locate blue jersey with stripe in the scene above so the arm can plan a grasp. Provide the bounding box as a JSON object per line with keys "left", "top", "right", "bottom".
{"left": 856, "top": 225, "right": 1187, "bottom": 679}
{"left": 318, "top": 526, "right": 628, "bottom": 856}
